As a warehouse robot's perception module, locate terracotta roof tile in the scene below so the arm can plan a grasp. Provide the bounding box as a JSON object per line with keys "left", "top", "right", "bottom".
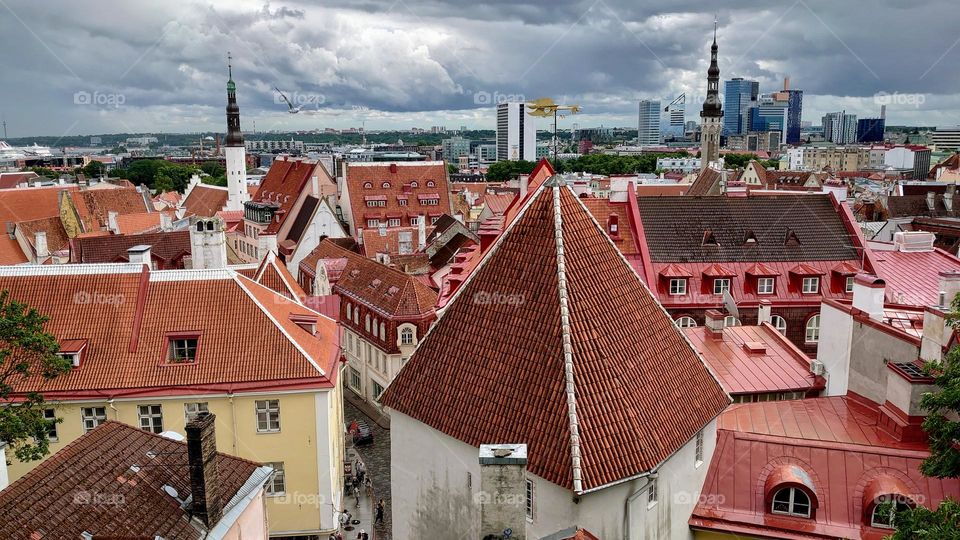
{"left": 114, "top": 211, "right": 172, "bottom": 234}
{"left": 382, "top": 178, "right": 729, "bottom": 492}
{"left": 70, "top": 230, "right": 191, "bottom": 265}
{"left": 181, "top": 184, "right": 228, "bottom": 217}
{"left": 360, "top": 225, "right": 434, "bottom": 258}
{"left": 345, "top": 162, "right": 451, "bottom": 234}
{"left": 71, "top": 187, "right": 149, "bottom": 229}
{"left": 254, "top": 158, "right": 330, "bottom": 235}
{"left": 0, "top": 421, "right": 261, "bottom": 539}
{"left": 17, "top": 216, "right": 70, "bottom": 255}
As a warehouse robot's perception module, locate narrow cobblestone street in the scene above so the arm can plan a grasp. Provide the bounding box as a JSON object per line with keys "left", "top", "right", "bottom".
{"left": 344, "top": 397, "right": 392, "bottom": 540}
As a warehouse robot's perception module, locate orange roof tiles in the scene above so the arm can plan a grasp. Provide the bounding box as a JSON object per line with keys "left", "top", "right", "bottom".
{"left": 0, "top": 421, "right": 262, "bottom": 539}
{"left": 17, "top": 216, "right": 70, "bottom": 255}
{"left": 114, "top": 211, "right": 170, "bottom": 234}
{"left": 254, "top": 251, "right": 306, "bottom": 300}
{"left": 360, "top": 225, "right": 434, "bottom": 258}
{"left": 70, "top": 230, "right": 190, "bottom": 265}
{"left": 381, "top": 177, "right": 729, "bottom": 492}
{"left": 0, "top": 185, "right": 77, "bottom": 224}
{"left": 0, "top": 266, "right": 337, "bottom": 398}
{"left": 578, "top": 197, "right": 639, "bottom": 255}
{"left": 181, "top": 184, "right": 228, "bottom": 217}
{"left": 71, "top": 187, "right": 149, "bottom": 229}
{"left": 345, "top": 162, "right": 451, "bottom": 234}
{"left": 253, "top": 158, "right": 327, "bottom": 234}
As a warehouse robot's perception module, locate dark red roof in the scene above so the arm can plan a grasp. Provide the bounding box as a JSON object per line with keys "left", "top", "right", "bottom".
{"left": 70, "top": 230, "right": 191, "bottom": 265}
{"left": 382, "top": 178, "right": 729, "bottom": 492}
{"left": 181, "top": 184, "right": 228, "bottom": 217}
{"left": 254, "top": 158, "right": 326, "bottom": 234}
{"left": 691, "top": 396, "right": 960, "bottom": 539}
{"left": 345, "top": 161, "right": 451, "bottom": 234}
{"left": 71, "top": 187, "right": 149, "bottom": 229}
{"left": 0, "top": 421, "right": 262, "bottom": 539}
{"left": 0, "top": 171, "right": 40, "bottom": 189}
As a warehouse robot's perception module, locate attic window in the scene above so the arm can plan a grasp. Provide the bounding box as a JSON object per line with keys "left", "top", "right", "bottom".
{"left": 166, "top": 335, "right": 199, "bottom": 364}
{"left": 58, "top": 352, "right": 81, "bottom": 368}
{"left": 382, "top": 182, "right": 391, "bottom": 188}
{"left": 363, "top": 182, "right": 373, "bottom": 189}
{"left": 784, "top": 229, "right": 801, "bottom": 246}
{"left": 385, "top": 286, "right": 400, "bottom": 297}
{"left": 410, "top": 181, "right": 419, "bottom": 188}
{"left": 58, "top": 339, "right": 88, "bottom": 368}
{"left": 290, "top": 314, "right": 318, "bottom": 336}
{"left": 744, "top": 230, "right": 757, "bottom": 244}
{"left": 370, "top": 278, "right": 382, "bottom": 289}
{"left": 426, "top": 180, "right": 435, "bottom": 188}
{"left": 702, "top": 230, "right": 719, "bottom": 246}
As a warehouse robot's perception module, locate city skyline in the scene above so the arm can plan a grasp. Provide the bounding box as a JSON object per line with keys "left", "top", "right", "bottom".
{"left": 1, "top": 0, "right": 958, "bottom": 138}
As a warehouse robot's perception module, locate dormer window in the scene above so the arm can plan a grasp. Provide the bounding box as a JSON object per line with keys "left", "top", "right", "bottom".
{"left": 713, "top": 278, "right": 731, "bottom": 295}
{"left": 426, "top": 180, "right": 435, "bottom": 188}
{"left": 757, "top": 277, "right": 775, "bottom": 295}
{"left": 58, "top": 352, "right": 81, "bottom": 368}
{"left": 771, "top": 487, "right": 811, "bottom": 518}
{"left": 410, "top": 181, "right": 419, "bottom": 188}
{"left": 784, "top": 229, "right": 801, "bottom": 246}
{"left": 801, "top": 276, "right": 820, "bottom": 294}
{"left": 845, "top": 275, "right": 855, "bottom": 293}
{"left": 870, "top": 495, "right": 912, "bottom": 529}
{"left": 166, "top": 335, "right": 199, "bottom": 364}
{"left": 363, "top": 182, "right": 373, "bottom": 189}
{"left": 668, "top": 278, "right": 687, "bottom": 296}
{"left": 702, "top": 230, "right": 719, "bottom": 246}
{"left": 58, "top": 339, "right": 88, "bottom": 368}
{"left": 743, "top": 230, "right": 757, "bottom": 244}
{"left": 290, "top": 314, "right": 318, "bottom": 336}
{"left": 400, "top": 327, "right": 415, "bottom": 346}
{"left": 382, "top": 182, "right": 391, "bottom": 188}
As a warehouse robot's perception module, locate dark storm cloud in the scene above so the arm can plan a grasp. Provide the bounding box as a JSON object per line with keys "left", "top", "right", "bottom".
{"left": 0, "top": 0, "right": 957, "bottom": 136}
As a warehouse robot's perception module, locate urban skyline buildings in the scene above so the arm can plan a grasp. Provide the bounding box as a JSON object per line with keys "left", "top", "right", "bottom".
{"left": 637, "top": 99, "right": 661, "bottom": 145}
{"left": 495, "top": 101, "right": 536, "bottom": 161}
{"left": 722, "top": 77, "right": 759, "bottom": 136}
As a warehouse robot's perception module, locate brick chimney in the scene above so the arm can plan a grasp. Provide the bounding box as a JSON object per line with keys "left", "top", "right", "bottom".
{"left": 186, "top": 413, "right": 223, "bottom": 528}
{"left": 479, "top": 443, "right": 527, "bottom": 540}
{"left": 704, "top": 309, "right": 725, "bottom": 339}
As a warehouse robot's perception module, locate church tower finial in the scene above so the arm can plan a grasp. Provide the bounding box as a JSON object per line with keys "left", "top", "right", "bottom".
{"left": 227, "top": 51, "right": 233, "bottom": 81}
{"left": 699, "top": 22, "right": 723, "bottom": 171}
{"left": 223, "top": 52, "right": 249, "bottom": 211}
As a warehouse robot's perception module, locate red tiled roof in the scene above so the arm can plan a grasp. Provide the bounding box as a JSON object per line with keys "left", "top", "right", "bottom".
{"left": 744, "top": 262, "right": 782, "bottom": 276}
{"left": 872, "top": 246, "right": 960, "bottom": 306}
{"left": 71, "top": 187, "right": 149, "bottom": 229}
{"left": 360, "top": 225, "right": 435, "bottom": 258}
{"left": 115, "top": 211, "right": 171, "bottom": 234}
{"left": 683, "top": 324, "right": 822, "bottom": 396}
{"left": 634, "top": 183, "right": 691, "bottom": 196}
{"left": 0, "top": 266, "right": 337, "bottom": 398}
{"left": 300, "top": 239, "right": 437, "bottom": 317}
{"left": 0, "top": 185, "right": 77, "bottom": 224}
{"left": 70, "top": 230, "right": 191, "bottom": 265}
{"left": 691, "top": 396, "right": 960, "bottom": 539}
{"left": 381, "top": 178, "right": 730, "bottom": 492}
{"left": 482, "top": 193, "right": 514, "bottom": 215}
{"left": 0, "top": 172, "right": 40, "bottom": 189}
{"left": 0, "top": 421, "right": 262, "bottom": 539}
{"left": 254, "top": 251, "right": 306, "bottom": 300}
{"left": 579, "top": 197, "right": 639, "bottom": 255}
{"left": 254, "top": 158, "right": 329, "bottom": 234}
{"left": 181, "top": 184, "right": 228, "bottom": 217}
{"left": 345, "top": 162, "right": 451, "bottom": 235}
{"left": 17, "top": 216, "right": 70, "bottom": 255}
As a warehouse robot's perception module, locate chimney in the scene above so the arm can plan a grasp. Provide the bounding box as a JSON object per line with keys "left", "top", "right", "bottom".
{"left": 945, "top": 185, "right": 955, "bottom": 212}
{"left": 127, "top": 245, "right": 152, "bottom": 267}
{"left": 418, "top": 215, "right": 426, "bottom": 251}
{"left": 704, "top": 309, "right": 725, "bottom": 339}
{"left": 186, "top": 413, "right": 223, "bottom": 528}
{"left": 159, "top": 212, "right": 173, "bottom": 231}
{"left": 34, "top": 231, "right": 48, "bottom": 259}
{"left": 311, "top": 174, "right": 319, "bottom": 195}
{"left": 757, "top": 300, "right": 772, "bottom": 325}
{"left": 356, "top": 228, "right": 364, "bottom": 245}
{"left": 851, "top": 273, "right": 886, "bottom": 320}
{"left": 519, "top": 174, "right": 529, "bottom": 198}
{"left": 107, "top": 211, "right": 120, "bottom": 234}
{"left": 926, "top": 191, "right": 936, "bottom": 211}
{"left": 921, "top": 271, "right": 960, "bottom": 363}
{"left": 479, "top": 444, "right": 527, "bottom": 540}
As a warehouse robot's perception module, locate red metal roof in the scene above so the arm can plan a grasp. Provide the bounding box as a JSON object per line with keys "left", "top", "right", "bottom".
{"left": 382, "top": 179, "right": 729, "bottom": 492}
{"left": 692, "top": 396, "right": 960, "bottom": 539}
{"left": 683, "top": 323, "right": 822, "bottom": 396}
{"left": 871, "top": 245, "right": 960, "bottom": 306}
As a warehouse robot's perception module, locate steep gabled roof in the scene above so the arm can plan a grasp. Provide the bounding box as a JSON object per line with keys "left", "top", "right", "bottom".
{"left": 71, "top": 187, "right": 149, "bottom": 229}
{"left": 0, "top": 421, "right": 265, "bottom": 539}
{"left": 254, "top": 158, "right": 328, "bottom": 234}
{"left": 254, "top": 251, "right": 306, "bottom": 300}
{"left": 70, "top": 230, "right": 191, "bottom": 264}
{"left": 382, "top": 177, "right": 729, "bottom": 493}
{"left": 181, "top": 184, "right": 228, "bottom": 218}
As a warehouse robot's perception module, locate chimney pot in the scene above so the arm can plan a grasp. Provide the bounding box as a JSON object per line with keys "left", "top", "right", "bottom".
{"left": 851, "top": 273, "right": 886, "bottom": 320}
{"left": 705, "top": 309, "right": 725, "bottom": 338}
{"left": 758, "top": 300, "right": 772, "bottom": 325}
{"left": 186, "top": 413, "right": 223, "bottom": 528}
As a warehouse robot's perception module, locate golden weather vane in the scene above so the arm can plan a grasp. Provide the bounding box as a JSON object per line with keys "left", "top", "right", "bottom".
{"left": 526, "top": 98, "right": 581, "bottom": 162}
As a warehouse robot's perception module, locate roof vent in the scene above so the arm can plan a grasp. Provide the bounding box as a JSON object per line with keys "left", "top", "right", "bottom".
{"left": 784, "top": 229, "right": 801, "bottom": 246}
{"left": 390, "top": 163, "right": 398, "bottom": 174}
{"left": 743, "top": 342, "right": 767, "bottom": 354}
{"left": 349, "top": 269, "right": 361, "bottom": 278}
{"left": 370, "top": 278, "right": 382, "bottom": 288}
{"left": 743, "top": 230, "right": 757, "bottom": 244}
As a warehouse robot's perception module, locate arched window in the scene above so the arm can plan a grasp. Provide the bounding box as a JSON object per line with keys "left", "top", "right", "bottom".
{"left": 410, "top": 181, "right": 419, "bottom": 188}
{"left": 805, "top": 314, "right": 821, "bottom": 343}
{"left": 675, "top": 316, "right": 697, "bottom": 328}
{"left": 400, "top": 327, "right": 414, "bottom": 345}
{"left": 346, "top": 303, "right": 352, "bottom": 319}
{"left": 363, "top": 182, "right": 373, "bottom": 189}
{"left": 870, "top": 494, "right": 912, "bottom": 529}
{"left": 196, "top": 221, "right": 205, "bottom": 232}
{"left": 426, "top": 180, "right": 435, "bottom": 188}
{"left": 206, "top": 220, "right": 214, "bottom": 231}
{"left": 353, "top": 309, "right": 359, "bottom": 325}
{"left": 771, "top": 487, "right": 812, "bottom": 518}
{"left": 365, "top": 315, "right": 371, "bottom": 332}
{"left": 724, "top": 316, "right": 741, "bottom": 328}
{"left": 382, "top": 182, "right": 391, "bottom": 188}
{"left": 771, "top": 315, "right": 787, "bottom": 335}
{"left": 379, "top": 322, "right": 386, "bottom": 340}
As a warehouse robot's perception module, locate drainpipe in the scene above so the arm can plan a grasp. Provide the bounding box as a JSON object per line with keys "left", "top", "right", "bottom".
{"left": 108, "top": 398, "right": 119, "bottom": 420}
{"left": 229, "top": 393, "right": 239, "bottom": 454}
{"left": 623, "top": 471, "right": 654, "bottom": 539}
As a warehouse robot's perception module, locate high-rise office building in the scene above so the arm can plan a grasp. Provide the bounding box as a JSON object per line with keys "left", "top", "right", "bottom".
{"left": 496, "top": 102, "right": 536, "bottom": 161}
{"left": 784, "top": 88, "right": 803, "bottom": 145}
{"left": 822, "top": 111, "right": 858, "bottom": 144}
{"left": 749, "top": 94, "right": 789, "bottom": 145}
{"left": 442, "top": 136, "right": 471, "bottom": 162}
{"left": 638, "top": 100, "right": 661, "bottom": 145}
{"left": 856, "top": 105, "right": 886, "bottom": 143}
{"left": 723, "top": 78, "right": 759, "bottom": 136}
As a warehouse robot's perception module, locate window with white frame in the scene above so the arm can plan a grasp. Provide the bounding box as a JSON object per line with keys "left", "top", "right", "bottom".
{"left": 675, "top": 316, "right": 697, "bottom": 328}
{"left": 648, "top": 478, "right": 658, "bottom": 506}
{"left": 410, "top": 216, "right": 421, "bottom": 225}
{"left": 265, "top": 462, "right": 286, "bottom": 495}
{"left": 801, "top": 276, "right": 820, "bottom": 294}
{"left": 349, "top": 367, "right": 362, "bottom": 392}
{"left": 184, "top": 402, "right": 209, "bottom": 422}
{"left": 167, "top": 337, "right": 199, "bottom": 363}
{"left": 525, "top": 478, "right": 536, "bottom": 520}
{"left": 669, "top": 278, "right": 687, "bottom": 295}
{"left": 724, "top": 316, "right": 741, "bottom": 327}
{"left": 771, "top": 487, "right": 811, "bottom": 518}
{"left": 82, "top": 406, "right": 107, "bottom": 432}
{"left": 771, "top": 315, "right": 787, "bottom": 335}
{"left": 757, "top": 277, "right": 775, "bottom": 295}
{"left": 365, "top": 314, "right": 371, "bottom": 332}
{"left": 388, "top": 218, "right": 401, "bottom": 227}
{"left": 346, "top": 303, "right": 352, "bottom": 320}
{"left": 372, "top": 380, "right": 385, "bottom": 402}
{"left": 805, "top": 314, "right": 821, "bottom": 343}
{"left": 366, "top": 219, "right": 380, "bottom": 228}
{"left": 379, "top": 322, "right": 386, "bottom": 341}
{"left": 713, "top": 278, "right": 731, "bottom": 295}
{"left": 870, "top": 495, "right": 911, "bottom": 529}
{"left": 138, "top": 404, "right": 163, "bottom": 433}
{"left": 695, "top": 431, "right": 704, "bottom": 465}
{"left": 400, "top": 327, "right": 414, "bottom": 345}
{"left": 431, "top": 216, "right": 440, "bottom": 224}
{"left": 845, "top": 275, "right": 855, "bottom": 293}
{"left": 255, "top": 400, "right": 281, "bottom": 432}
{"left": 44, "top": 408, "right": 58, "bottom": 441}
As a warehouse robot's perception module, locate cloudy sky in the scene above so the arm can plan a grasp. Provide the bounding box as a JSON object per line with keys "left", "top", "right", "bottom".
{"left": 1, "top": 0, "right": 958, "bottom": 138}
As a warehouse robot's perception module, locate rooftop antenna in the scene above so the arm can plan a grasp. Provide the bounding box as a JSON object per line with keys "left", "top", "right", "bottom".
{"left": 713, "top": 15, "right": 718, "bottom": 42}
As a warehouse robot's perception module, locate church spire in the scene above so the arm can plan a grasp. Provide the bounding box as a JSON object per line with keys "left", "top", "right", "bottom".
{"left": 225, "top": 51, "right": 243, "bottom": 147}
{"left": 701, "top": 19, "right": 722, "bottom": 118}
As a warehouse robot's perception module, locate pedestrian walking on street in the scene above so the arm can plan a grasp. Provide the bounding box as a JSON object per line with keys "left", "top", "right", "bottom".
{"left": 354, "top": 485, "right": 361, "bottom": 507}
{"left": 375, "top": 498, "right": 385, "bottom": 525}
{"left": 364, "top": 476, "right": 373, "bottom": 499}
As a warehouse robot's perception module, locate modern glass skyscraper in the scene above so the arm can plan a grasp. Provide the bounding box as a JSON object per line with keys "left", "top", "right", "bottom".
{"left": 722, "top": 78, "right": 759, "bottom": 136}
{"left": 785, "top": 89, "right": 803, "bottom": 144}
{"left": 638, "top": 100, "right": 661, "bottom": 145}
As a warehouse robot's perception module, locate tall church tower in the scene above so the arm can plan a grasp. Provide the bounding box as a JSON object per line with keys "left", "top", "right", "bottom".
{"left": 224, "top": 53, "right": 250, "bottom": 211}
{"left": 699, "top": 22, "right": 723, "bottom": 171}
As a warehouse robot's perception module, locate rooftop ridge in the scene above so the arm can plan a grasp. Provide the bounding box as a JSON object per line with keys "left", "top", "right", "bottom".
{"left": 149, "top": 268, "right": 237, "bottom": 281}
{"left": 0, "top": 262, "right": 144, "bottom": 276}
{"left": 347, "top": 160, "right": 446, "bottom": 167}
{"left": 552, "top": 184, "right": 583, "bottom": 494}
